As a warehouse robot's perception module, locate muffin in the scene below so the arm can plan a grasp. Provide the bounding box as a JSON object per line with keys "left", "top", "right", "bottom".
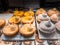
{"left": 0, "top": 19, "right": 6, "bottom": 28}
{"left": 21, "top": 16, "right": 34, "bottom": 24}
{"left": 19, "top": 24, "right": 36, "bottom": 37}
{"left": 2, "top": 24, "right": 18, "bottom": 37}
{"left": 8, "top": 16, "right": 21, "bottom": 24}
{"left": 36, "top": 14, "right": 50, "bottom": 22}
{"left": 36, "top": 8, "right": 47, "bottom": 15}
{"left": 38, "top": 20, "right": 56, "bottom": 34}
{"left": 55, "top": 21, "right": 60, "bottom": 31}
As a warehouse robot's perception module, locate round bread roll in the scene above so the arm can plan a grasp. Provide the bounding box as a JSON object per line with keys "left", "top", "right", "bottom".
{"left": 9, "top": 16, "right": 21, "bottom": 24}
{"left": 0, "top": 19, "right": 6, "bottom": 28}
{"left": 2, "top": 24, "right": 18, "bottom": 37}
{"left": 19, "top": 24, "right": 36, "bottom": 37}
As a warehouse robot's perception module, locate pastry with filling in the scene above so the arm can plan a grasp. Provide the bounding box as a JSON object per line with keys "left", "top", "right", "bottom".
{"left": 17, "top": 11, "right": 24, "bottom": 17}
{"left": 24, "top": 9, "right": 34, "bottom": 16}
{"left": 38, "top": 20, "right": 56, "bottom": 34}
{"left": 36, "top": 14, "right": 50, "bottom": 22}
{"left": 36, "top": 8, "right": 46, "bottom": 15}
{"left": 21, "top": 16, "right": 34, "bottom": 24}
{"left": 2, "top": 24, "right": 18, "bottom": 37}
{"left": 0, "top": 19, "right": 6, "bottom": 28}
{"left": 55, "top": 21, "right": 60, "bottom": 31}
{"left": 19, "top": 24, "right": 36, "bottom": 37}
{"left": 9, "top": 16, "right": 21, "bottom": 24}
{"left": 13, "top": 9, "right": 24, "bottom": 17}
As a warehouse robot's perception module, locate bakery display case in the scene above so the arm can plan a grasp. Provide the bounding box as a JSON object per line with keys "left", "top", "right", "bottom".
{"left": 0, "top": 0, "right": 60, "bottom": 45}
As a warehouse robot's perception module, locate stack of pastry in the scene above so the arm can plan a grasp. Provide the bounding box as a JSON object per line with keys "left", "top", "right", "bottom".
{"left": 38, "top": 20, "right": 56, "bottom": 34}
{"left": 48, "top": 8, "right": 60, "bottom": 23}
{"left": 19, "top": 9, "right": 35, "bottom": 37}
{"left": 2, "top": 9, "right": 35, "bottom": 37}
{"left": 36, "top": 8, "right": 50, "bottom": 23}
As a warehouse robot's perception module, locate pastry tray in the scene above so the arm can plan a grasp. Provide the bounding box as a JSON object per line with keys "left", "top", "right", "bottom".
{"left": 0, "top": 14, "right": 35, "bottom": 41}
{"left": 36, "top": 17, "right": 60, "bottom": 40}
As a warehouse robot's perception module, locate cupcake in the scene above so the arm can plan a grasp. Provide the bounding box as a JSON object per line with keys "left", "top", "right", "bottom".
{"left": 36, "top": 14, "right": 50, "bottom": 22}
{"left": 38, "top": 20, "right": 56, "bottom": 34}
{"left": 55, "top": 21, "right": 60, "bottom": 32}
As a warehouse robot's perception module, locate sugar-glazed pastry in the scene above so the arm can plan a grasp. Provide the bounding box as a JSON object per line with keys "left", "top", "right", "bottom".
{"left": 36, "top": 14, "right": 50, "bottom": 22}
{"left": 38, "top": 20, "right": 56, "bottom": 34}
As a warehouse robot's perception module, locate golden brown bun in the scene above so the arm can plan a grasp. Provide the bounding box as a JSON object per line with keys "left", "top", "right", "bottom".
{"left": 2, "top": 24, "right": 18, "bottom": 37}
{"left": 0, "top": 19, "right": 6, "bottom": 28}
{"left": 8, "top": 16, "right": 21, "bottom": 24}
{"left": 19, "top": 24, "right": 36, "bottom": 37}
{"left": 21, "top": 16, "right": 34, "bottom": 24}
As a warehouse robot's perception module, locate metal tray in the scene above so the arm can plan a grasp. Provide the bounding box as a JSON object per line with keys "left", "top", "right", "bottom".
{"left": 0, "top": 14, "right": 35, "bottom": 41}
{"left": 36, "top": 17, "right": 60, "bottom": 40}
